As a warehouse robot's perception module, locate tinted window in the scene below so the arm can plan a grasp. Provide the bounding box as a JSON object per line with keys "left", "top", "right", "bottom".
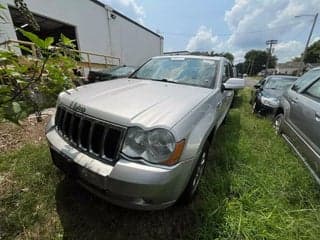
{"left": 229, "top": 64, "right": 234, "bottom": 78}
{"left": 292, "top": 69, "right": 320, "bottom": 92}
{"left": 305, "top": 79, "right": 320, "bottom": 101}
{"left": 110, "top": 66, "right": 135, "bottom": 76}
{"left": 133, "top": 57, "right": 218, "bottom": 88}
{"left": 223, "top": 63, "right": 230, "bottom": 82}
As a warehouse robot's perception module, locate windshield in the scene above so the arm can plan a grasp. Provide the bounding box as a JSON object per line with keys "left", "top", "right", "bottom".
{"left": 110, "top": 66, "right": 135, "bottom": 76}
{"left": 264, "top": 77, "right": 297, "bottom": 90}
{"left": 132, "top": 57, "right": 218, "bottom": 88}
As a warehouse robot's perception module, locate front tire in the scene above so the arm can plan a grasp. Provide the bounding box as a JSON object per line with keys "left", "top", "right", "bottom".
{"left": 178, "top": 141, "right": 209, "bottom": 204}
{"left": 252, "top": 101, "right": 258, "bottom": 113}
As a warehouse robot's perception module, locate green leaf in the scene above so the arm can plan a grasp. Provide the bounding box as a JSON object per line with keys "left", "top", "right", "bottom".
{"left": 12, "top": 102, "right": 21, "bottom": 114}
{"left": 60, "top": 34, "right": 75, "bottom": 47}
{"left": 19, "top": 29, "right": 45, "bottom": 49}
{"left": 44, "top": 37, "right": 54, "bottom": 49}
{"left": 18, "top": 45, "right": 33, "bottom": 54}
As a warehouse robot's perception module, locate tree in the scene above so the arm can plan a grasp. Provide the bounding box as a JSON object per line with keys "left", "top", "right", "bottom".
{"left": 304, "top": 40, "right": 320, "bottom": 63}
{"left": 14, "top": 0, "right": 39, "bottom": 31}
{"left": 0, "top": 31, "right": 78, "bottom": 123}
{"left": 0, "top": 1, "right": 79, "bottom": 124}
{"left": 291, "top": 56, "right": 302, "bottom": 62}
{"left": 190, "top": 51, "right": 235, "bottom": 63}
{"left": 220, "top": 52, "right": 234, "bottom": 63}
{"left": 235, "top": 62, "right": 245, "bottom": 75}
{"left": 243, "top": 50, "right": 277, "bottom": 75}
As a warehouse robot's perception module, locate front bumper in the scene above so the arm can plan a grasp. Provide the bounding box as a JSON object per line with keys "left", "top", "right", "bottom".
{"left": 46, "top": 128, "right": 193, "bottom": 210}
{"left": 255, "top": 99, "right": 278, "bottom": 116}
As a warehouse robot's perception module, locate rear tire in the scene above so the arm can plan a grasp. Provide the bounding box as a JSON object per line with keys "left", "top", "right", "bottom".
{"left": 273, "top": 113, "right": 284, "bottom": 135}
{"left": 178, "top": 141, "right": 209, "bottom": 204}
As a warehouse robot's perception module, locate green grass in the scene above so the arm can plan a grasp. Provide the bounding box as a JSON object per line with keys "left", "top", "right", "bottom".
{"left": 0, "top": 89, "right": 319, "bottom": 240}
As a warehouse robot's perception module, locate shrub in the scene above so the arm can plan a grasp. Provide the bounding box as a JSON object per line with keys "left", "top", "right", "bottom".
{"left": 0, "top": 30, "right": 78, "bottom": 123}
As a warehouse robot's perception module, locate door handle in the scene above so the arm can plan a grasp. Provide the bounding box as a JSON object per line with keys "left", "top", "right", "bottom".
{"left": 315, "top": 112, "right": 320, "bottom": 122}
{"left": 289, "top": 97, "right": 298, "bottom": 104}
{"left": 217, "top": 101, "right": 222, "bottom": 109}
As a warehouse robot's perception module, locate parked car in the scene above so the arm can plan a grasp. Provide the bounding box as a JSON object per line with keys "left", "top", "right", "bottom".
{"left": 274, "top": 68, "right": 320, "bottom": 184}
{"left": 45, "top": 55, "right": 244, "bottom": 210}
{"left": 87, "top": 65, "right": 136, "bottom": 83}
{"left": 251, "top": 75, "right": 298, "bottom": 115}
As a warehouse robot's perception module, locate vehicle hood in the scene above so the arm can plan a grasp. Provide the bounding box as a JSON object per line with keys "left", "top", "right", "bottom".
{"left": 261, "top": 88, "right": 286, "bottom": 98}
{"left": 58, "top": 78, "right": 212, "bottom": 129}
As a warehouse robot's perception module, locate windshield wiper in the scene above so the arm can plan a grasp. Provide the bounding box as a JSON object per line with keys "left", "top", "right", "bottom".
{"left": 265, "top": 87, "right": 278, "bottom": 90}
{"left": 158, "top": 78, "right": 178, "bottom": 84}
{"left": 129, "top": 77, "right": 178, "bottom": 84}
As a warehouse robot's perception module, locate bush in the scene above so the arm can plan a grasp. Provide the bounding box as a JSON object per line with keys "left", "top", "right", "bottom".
{"left": 0, "top": 30, "right": 79, "bottom": 123}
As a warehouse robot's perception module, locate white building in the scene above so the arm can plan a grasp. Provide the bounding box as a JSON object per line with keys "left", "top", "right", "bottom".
{"left": 0, "top": 0, "right": 163, "bottom": 69}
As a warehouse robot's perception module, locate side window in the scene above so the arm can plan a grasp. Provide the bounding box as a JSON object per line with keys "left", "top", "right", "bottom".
{"left": 292, "top": 69, "right": 320, "bottom": 92}
{"left": 223, "top": 62, "right": 230, "bottom": 82}
{"left": 222, "top": 62, "right": 233, "bottom": 82}
{"left": 304, "top": 79, "right": 320, "bottom": 102}
{"left": 260, "top": 79, "right": 266, "bottom": 86}
{"left": 229, "top": 63, "right": 234, "bottom": 78}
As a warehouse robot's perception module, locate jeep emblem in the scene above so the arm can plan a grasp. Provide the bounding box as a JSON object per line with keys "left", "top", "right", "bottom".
{"left": 70, "top": 101, "right": 86, "bottom": 113}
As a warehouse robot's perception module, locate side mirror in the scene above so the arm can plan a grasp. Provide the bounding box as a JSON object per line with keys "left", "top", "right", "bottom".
{"left": 254, "top": 84, "right": 261, "bottom": 89}
{"left": 223, "top": 78, "right": 245, "bottom": 90}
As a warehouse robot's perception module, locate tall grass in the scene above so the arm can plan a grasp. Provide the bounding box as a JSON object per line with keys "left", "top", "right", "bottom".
{"left": 0, "top": 89, "right": 319, "bottom": 240}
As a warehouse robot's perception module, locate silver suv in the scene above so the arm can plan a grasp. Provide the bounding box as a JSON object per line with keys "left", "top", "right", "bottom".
{"left": 274, "top": 67, "right": 320, "bottom": 184}
{"left": 46, "top": 55, "right": 244, "bottom": 210}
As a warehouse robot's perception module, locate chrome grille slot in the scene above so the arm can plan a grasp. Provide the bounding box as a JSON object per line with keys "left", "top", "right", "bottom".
{"left": 91, "top": 123, "right": 105, "bottom": 155}
{"left": 55, "top": 106, "right": 126, "bottom": 164}
{"left": 104, "top": 128, "right": 122, "bottom": 159}
{"left": 70, "top": 115, "right": 80, "bottom": 143}
{"left": 62, "top": 112, "right": 72, "bottom": 138}
{"left": 80, "top": 119, "right": 91, "bottom": 150}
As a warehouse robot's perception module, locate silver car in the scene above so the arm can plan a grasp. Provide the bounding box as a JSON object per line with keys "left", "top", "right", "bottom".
{"left": 274, "top": 67, "right": 320, "bottom": 184}
{"left": 46, "top": 55, "right": 244, "bottom": 210}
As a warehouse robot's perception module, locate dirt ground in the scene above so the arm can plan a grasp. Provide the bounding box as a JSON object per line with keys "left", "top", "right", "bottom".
{"left": 0, "top": 108, "right": 55, "bottom": 153}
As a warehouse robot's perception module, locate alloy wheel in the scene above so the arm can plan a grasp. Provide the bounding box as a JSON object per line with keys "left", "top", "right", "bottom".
{"left": 274, "top": 115, "right": 282, "bottom": 134}
{"left": 191, "top": 151, "right": 207, "bottom": 194}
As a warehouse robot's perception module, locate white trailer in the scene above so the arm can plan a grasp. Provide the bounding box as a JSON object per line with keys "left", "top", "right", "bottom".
{"left": 0, "top": 0, "right": 163, "bottom": 68}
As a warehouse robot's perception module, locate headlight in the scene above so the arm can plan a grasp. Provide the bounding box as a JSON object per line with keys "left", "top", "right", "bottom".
{"left": 261, "top": 96, "right": 280, "bottom": 108}
{"left": 122, "top": 127, "right": 182, "bottom": 165}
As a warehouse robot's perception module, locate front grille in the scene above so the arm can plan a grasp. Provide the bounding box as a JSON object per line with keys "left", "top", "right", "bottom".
{"left": 55, "top": 106, "right": 126, "bottom": 164}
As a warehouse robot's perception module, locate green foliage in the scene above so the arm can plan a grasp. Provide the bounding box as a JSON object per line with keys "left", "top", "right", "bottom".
{"left": 241, "top": 49, "right": 277, "bottom": 75}
{"left": 304, "top": 40, "right": 320, "bottom": 63}
{"left": 190, "top": 51, "right": 235, "bottom": 63}
{"left": 14, "top": 0, "right": 40, "bottom": 31}
{"left": 292, "top": 56, "right": 302, "bottom": 62}
{"left": 0, "top": 31, "right": 78, "bottom": 123}
{"left": 220, "top": 52, "right": 234, "bottom": 63}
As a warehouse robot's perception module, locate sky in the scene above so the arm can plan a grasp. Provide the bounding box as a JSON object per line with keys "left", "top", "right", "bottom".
{"left": 101, "top": 0, "right": 320, "bottom": 63}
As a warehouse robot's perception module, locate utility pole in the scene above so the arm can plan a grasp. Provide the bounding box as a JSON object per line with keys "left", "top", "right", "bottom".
{"left": 249, "top": 58, "right": 255, "bottom": 76}
{"left": 295, "top": 13, "right": 318, "bottom": 73}
{"left": 265, "top": 40, "right": 277, "bottom": 76}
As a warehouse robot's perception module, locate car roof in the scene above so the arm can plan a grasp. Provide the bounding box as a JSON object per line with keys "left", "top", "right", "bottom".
{"left": 309, "top": 67, "right": 320, "bottom": 71}
{"left": 152, "top": 55, "right": 225, "bottom": 61}
{"left": 267, "top": 75, "right": 298, "bottom": 79}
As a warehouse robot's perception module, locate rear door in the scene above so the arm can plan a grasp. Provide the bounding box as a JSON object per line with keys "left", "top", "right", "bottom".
{"left": 298, "top": 79, "right": 320, "bottom": 175}
{"left": 287, "top": 69, "right": 320, "bottom": 133}
{"left": 286, "top": 69, "right": 320, "bottom": 176}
